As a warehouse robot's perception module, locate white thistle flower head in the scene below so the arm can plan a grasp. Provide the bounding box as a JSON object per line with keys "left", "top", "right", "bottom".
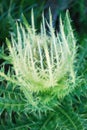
{"left": 6, "top": 10, "right": 77, "bottom": 110}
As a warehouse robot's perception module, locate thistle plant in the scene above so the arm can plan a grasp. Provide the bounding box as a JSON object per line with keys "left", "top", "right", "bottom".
{"left": 1, "top": 9, "right": 87, "bottom": 130}
{"left": 0, "top": 10, "right": 77, "bottom": 112}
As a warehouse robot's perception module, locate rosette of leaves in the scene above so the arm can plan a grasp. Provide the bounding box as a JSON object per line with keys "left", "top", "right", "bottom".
{"left": 0, "top": 10, "right": 77, "bottom": 112}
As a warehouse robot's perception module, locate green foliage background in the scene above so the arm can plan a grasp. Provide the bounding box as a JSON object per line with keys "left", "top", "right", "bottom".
{"left": 0, "top": 0, "right": 87, "bottom": 130}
